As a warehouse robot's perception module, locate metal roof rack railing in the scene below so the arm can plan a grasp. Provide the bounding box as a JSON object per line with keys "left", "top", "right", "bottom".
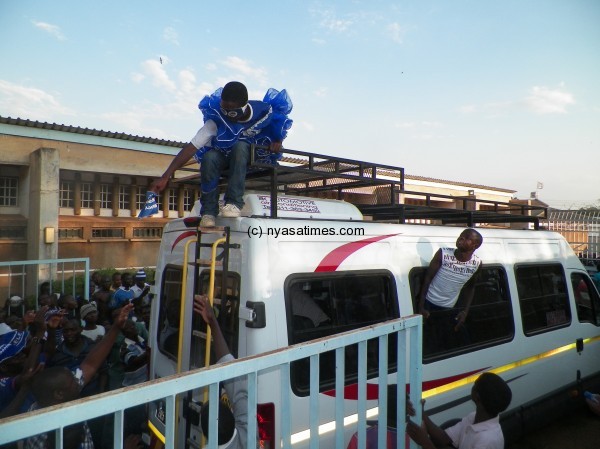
{"left": 358, "top": 189, "right": 548, "bottom": 229}
{"left": 172, "top": 145, "right": 547, "bottom": 227}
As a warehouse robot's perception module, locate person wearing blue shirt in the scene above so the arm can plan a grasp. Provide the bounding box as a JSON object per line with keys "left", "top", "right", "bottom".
{"left": 109, "top": 272, "right": 135, "bottom": 311}
{"left": 151, "top": 81, "right": 293, "bottom": 227}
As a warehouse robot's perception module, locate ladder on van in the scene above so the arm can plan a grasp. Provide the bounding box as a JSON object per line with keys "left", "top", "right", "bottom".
{"left": 182, "top": 217, "right": 236, "bottom": 356}
{"left": 182, "top": 218, "right": 238, "bottom": 447}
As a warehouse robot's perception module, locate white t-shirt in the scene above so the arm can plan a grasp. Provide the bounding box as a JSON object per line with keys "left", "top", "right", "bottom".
{"left": 426, "top": 248, "right": 481, "bottom": 308}
{"left": 81, "top": 325, "right": 106, "bottom": 342}
{"left": 445, "top": 412, "right": 504, "bottom": 449}
{"left": 190, "top": 120, "right": 218, "bottom": 149}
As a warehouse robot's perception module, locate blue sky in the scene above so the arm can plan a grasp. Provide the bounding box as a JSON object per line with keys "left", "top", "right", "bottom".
{"left": 1, "top": 0, "right": 599, "bottom": 209}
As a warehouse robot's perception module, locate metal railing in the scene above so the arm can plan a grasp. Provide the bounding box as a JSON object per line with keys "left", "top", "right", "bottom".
{"left": 0, "top": 258, "right": 90, "bottom": 309}
{"left": 0, "top": 315, "right": 422, "bottom": 449}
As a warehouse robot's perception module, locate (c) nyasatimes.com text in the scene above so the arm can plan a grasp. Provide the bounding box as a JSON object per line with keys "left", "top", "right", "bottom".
{"left": 247, "top": 225, "right": 365, "bottom": 238}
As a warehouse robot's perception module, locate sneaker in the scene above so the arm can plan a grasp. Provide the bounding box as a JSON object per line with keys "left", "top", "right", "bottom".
{"left": 221, "top": 203, "right": 241, "bottom": 218}
{"left": 199, "top": 215, "right": 216, "bottom": 227}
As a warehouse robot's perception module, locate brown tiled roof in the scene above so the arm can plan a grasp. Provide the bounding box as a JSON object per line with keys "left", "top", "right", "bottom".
{"left": 1, "top": 115, "right": 515, "bottom": 193}
{"left": 0, "top": 116, "right": 186, "bottom": 148}
{"left": 404, "top": 174, "right": 515, "bottom": 193}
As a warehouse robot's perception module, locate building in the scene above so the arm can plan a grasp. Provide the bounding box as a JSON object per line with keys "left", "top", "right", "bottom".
{"left": 1, "top": 116, "right": 531, "bottom": 300}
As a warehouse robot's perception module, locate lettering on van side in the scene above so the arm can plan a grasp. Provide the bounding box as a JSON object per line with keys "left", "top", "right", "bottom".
{"left": 247, "top": 225, "right": 365, "bottom": 238}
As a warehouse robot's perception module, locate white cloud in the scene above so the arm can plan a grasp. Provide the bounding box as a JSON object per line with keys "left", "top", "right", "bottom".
{"left": 32, "top": 21, "right": 66, "bottom": 40}
{"left": 130, "top": 72, "right": 145, "bottom": 83}
{"left": 0, "top": 79, "right": 73, "bottom": 121}
{"left": 458, "top": 104, "right": 477, "bottom": 114}
{"left": 163, "top": 27, "right": 179, "bottom": 46}
{"left": 141, "top": 59, "right": 177, "bottom": 92}
{"left": 525, "top": 85, "right": 575, "bottom": 114}
{"left": 309, "top": 6, "right": 354, "bottom": 33}
{"left": 220, "top": 56, "right": 268, "bottom": 85}
{"left": 386, "top": 22, "right": 404, "bottom": 44}
{"left": 314, "top": 87, "right": 328, "bottom": 97}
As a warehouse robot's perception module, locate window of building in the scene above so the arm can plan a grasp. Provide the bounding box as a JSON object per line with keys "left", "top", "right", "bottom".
{"left": 571, "top": 272, "right": 600, "bottom": 325}
{"left": 60, "top": 181, "right": 74, "bottom": 208}
{"left": 0, "top": 177, "right": 18, "bottom": 207}
{"left": 168, "top": 189, "right": 177, "bottom": 211}
{"left": 183, "top": 189, "right": 193, "bottom": 212}
{"left": 91, "top": 228, "right": 124, "bottom": 238}
{"left": 410, "top": 266, "right": 514, "bottom": 362}
{"left": 133, "top": 227, "right": 163, "bottom": 238}
{"left": 515, "top": 263, "right": 571, "bottom": 335}
{"left": 136, "top": 190, "right": 146, "bottom": 211}
{"left": 285, "top": 271, "right": 399, "bottom": 396}
{"left": 58, "top": 228, "right": 84, "bottom": 239}
{"left": 119, "top": 185, "right": 130, "bottom": 210}
{"left": 0, "top": 227, "right": 26, "bottom": 239}
{"left": 81, "top": 182, "right": 93, "bottom": 208}
{"left": 100, "top": 184, "right": 112, "bottom": 209}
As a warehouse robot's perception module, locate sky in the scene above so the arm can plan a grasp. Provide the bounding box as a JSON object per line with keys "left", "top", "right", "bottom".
{"left": 1, "top": 0, "right": 599, "bottom": 209}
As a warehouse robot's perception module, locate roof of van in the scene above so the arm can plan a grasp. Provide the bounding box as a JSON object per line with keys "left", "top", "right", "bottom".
{"left": 190, "top": 193, "right": 363, "bottom": 221}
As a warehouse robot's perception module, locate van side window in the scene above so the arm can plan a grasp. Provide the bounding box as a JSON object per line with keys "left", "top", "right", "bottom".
{"left": 156, "top": 265, "right": 183, "bottom": 361}
{"left": 410, "top": 265, "right": 514, "bottom": 362}
{"left": 285, "top": 271, "right": 398, "bottom": 396}
{"left": 515, "top": 264, "right": 571, "bottom": 335}
{"left": 190, "top": 270, "right": 241, "bottom": 366}
{"left": 156, "top": 267, "right": 241, "bottom": 366}
{"left": 571, "top": 272, "right": 600, "bottom": 325}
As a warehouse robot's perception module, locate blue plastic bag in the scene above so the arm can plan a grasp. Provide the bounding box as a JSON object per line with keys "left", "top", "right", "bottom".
{"left": 138, "top": 191, "right": 159, "bottom": 218}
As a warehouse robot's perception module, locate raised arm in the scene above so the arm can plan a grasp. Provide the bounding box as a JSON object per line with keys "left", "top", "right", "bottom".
{"left": 80, "top": 303, "right": 133, "bottom": 385}
{"left": 193, "top": 294, "right": 230, "bottom": 361}
{"left": 150, "top": 121, "right": 217, "bottom": 193}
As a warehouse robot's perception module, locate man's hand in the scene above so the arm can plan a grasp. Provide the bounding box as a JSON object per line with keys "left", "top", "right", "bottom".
{"left": 418, "top": 307, "right": 430, "bottom": 320}
{"left": 114, "top": 303, "right": 135, "bottom": 329}
{"left": 193, "top": 295, "right": 217, "bottom": 327}
{"left": 149, "top": 176, "right": 169, "bottom": 194}
{"left": 31, "top": 306, "right": 48, "bottom": 336}
{"left": 454, "top": 310, "right": 468, "bottom": 331}
{"left": 406, "top": 420, "right": 432, "bottom": 448}
{"left": 269, "top": 141, "right": 282, "bottom": 153}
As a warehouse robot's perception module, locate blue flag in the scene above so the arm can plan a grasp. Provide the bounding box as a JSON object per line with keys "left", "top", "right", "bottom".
{"left": 138, "top": 191, "right": 159, "bottom": 218}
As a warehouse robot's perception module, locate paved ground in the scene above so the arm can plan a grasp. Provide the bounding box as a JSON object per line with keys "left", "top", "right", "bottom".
{"left": 507, "top": 407, "right": 600, "bottom": 449}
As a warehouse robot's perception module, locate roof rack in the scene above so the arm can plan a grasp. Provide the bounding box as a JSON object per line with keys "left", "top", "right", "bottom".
{"left": 173, "top": 145, "right": 547, "bottom": 229}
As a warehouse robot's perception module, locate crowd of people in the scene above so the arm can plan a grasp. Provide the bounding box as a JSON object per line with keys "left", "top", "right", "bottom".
{"left": 2, "top": 76, "right": 598, "bottom": 448}
{"left": 0, "top": 270, "right": 152, "bottom": 449}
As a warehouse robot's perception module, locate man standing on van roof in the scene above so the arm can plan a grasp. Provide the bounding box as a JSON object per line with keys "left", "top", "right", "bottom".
{"left": 418, "top": 228, "right": 483, "bottom": 329}
{"left": 151, "top": 81, "right": 293, "bottom": 227}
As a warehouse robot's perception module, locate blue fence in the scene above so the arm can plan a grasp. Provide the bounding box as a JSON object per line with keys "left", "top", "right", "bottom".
{"left": 0, "top": 315, "right": 422, "bottom": 449}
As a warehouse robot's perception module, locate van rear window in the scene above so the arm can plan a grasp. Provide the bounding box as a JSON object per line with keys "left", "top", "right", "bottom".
{"left": 285, "top": 271, "right": 398, "bottom": 396}
{"left": 515, "top": 263, "right": 571, "bottom": 335}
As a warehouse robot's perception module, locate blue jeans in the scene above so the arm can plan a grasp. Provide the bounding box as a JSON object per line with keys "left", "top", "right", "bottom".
{"left": 200, "top": 141, "right": 250, "bottom": 216}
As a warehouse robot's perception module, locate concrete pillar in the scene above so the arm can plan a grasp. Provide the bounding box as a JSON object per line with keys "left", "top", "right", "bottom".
{"left": 27, "top": 148, "right": 59, "bottom": 296}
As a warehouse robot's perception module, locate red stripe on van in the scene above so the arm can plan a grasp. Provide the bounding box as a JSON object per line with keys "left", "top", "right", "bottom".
{"left": 323, "top": 368, "right": 487, "bottom": 399}
{"left": 314, "top": 234, "right": 399, "bottom": 272}
{"left": 171, "top": 231, "right": 197, "bottom": 253}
